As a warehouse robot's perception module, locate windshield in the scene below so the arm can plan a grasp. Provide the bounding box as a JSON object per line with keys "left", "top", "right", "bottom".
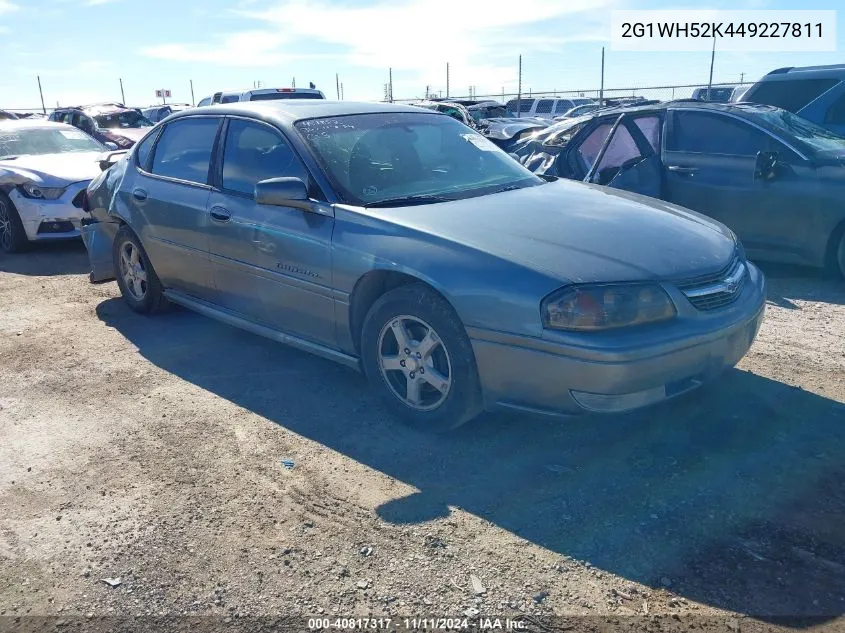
{"left": 748, "top": 107, "right": 845, "bottom": 153}
{"left": 94, "top": 110, "right": 153, "bottom": 129}
{"left": 470, "top": 106, "right": 512, "bottom": 121}
{"left": 0, "top": 127, "right": 104, "bottom": 159}
{"left": 296, "top": 112, "right": 542, "bottom": 206}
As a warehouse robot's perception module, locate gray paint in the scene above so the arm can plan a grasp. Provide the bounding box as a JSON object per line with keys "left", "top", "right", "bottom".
{"left": 82, "top": 101, "right": 767, "bottom": 417}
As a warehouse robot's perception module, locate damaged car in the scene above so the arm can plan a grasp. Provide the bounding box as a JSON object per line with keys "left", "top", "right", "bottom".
{"left": 513, "top": 101, "right": 845, "bottom": 277}
{"left": 0, "top": 119, "right": 108, "bottom": 253}
{"left": 82, "top": 101, "right": 765, "bottom": 430}
{"left": 49, "top": 103, "right": 154, "bottom": 149}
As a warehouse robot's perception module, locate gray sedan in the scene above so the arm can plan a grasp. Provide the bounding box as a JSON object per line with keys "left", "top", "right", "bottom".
{"left": 81, "top": 101, "right": 766, "bottom": 431}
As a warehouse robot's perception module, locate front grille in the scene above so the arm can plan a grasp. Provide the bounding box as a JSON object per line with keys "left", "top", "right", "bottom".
{"left": 676, "top": 255, "right": 746, "bottom": 311}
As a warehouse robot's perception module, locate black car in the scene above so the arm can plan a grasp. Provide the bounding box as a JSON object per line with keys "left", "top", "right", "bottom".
{"left": 49, "top": 103, "right": 154, "bottom": 148}
{"left": 512, "top": 101, "right": 845, "bottom": 277}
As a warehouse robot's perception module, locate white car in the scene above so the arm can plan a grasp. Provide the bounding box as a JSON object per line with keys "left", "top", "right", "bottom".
{"left": 0, "top": 120, "right": 107, "bottom": 253}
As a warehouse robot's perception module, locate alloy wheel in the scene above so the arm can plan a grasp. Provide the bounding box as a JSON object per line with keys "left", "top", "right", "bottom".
{"left": 377, "top": 315, "right": 453, "bottom": 411}
{"left": 119, "top": 241, "right": 148, "bottom": 300}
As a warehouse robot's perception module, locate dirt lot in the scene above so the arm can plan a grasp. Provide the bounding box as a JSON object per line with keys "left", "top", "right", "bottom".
{"left": 1, "top": 242, "right": 844, "bottom": 629}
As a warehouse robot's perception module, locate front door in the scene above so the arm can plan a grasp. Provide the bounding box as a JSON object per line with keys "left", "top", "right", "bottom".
{"left": 663, "top": 110, "right": 814, "bottom": 258}
{"left": 206, "top": 117, "right": 336, "bottom": 347}
{"left": 126, "top": 116, "right": 221, "bottom": 300}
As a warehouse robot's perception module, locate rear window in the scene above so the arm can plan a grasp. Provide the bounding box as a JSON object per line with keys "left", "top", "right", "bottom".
{"left": 744, "top": 78, "right": 839, "bottom": 113}
{"left": 535, "top": 100, "right": 554, "bottom": 114}
{"left": 249, "top": 92, "right": 325, "bottom": 101}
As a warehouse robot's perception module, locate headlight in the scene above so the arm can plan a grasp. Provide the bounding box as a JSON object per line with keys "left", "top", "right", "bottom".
{"left": 19, "top": 183, "right": 66, "bottom": 200}
{"left": 542, "top": 283, "right": 676, "bottom": 331}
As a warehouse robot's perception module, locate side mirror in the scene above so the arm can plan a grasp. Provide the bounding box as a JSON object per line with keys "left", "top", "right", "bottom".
{"left": 754, "top": 151, "right": 779, "bottom": 180}
{"left": 255, "top": 177, "right": 308, "bottom": 206}
{"left": 104, "top": 141, "right": 119, "bottom": 151}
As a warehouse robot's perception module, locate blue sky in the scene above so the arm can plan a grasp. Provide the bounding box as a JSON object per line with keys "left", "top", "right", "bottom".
{"left": 0, "top": 0, "right": 842, "bottom": 110}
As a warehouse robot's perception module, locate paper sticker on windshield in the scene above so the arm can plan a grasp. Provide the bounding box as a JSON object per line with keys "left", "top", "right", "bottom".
{"left": 461, "top": 133, "right": 498, "bottom": 152}
{"left": 60, "top": 130, "right": 88, "bottom": 140}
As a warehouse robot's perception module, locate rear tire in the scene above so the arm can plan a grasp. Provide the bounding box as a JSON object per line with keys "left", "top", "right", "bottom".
{"left": 0, "top": 192, "right": 30, "bottom": 254}
{"left": 113, "top": 226, "right": 167, "bottom": 314}
{"left": 360, "top": 283, "right": 483, "bottom": 432}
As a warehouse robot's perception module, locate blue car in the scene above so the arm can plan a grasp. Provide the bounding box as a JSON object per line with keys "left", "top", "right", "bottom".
{"left": 513, "top": 100, "right": 845, "bottom": 278}
{"left": 81, "top": 101, "right": 765, "bottom": 430}
{"left": 742, "top": 64, "right": 845, "bottom": 135}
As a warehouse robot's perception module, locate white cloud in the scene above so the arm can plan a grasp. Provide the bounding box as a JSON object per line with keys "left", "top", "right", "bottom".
{"left": 0, "top": 0, "right": 19, "bottom": 15}
{"left": 249, "top": 0, "right": 612, "bottom": 73}
{"left": 141, "top": 30, "right": 300, "bottom": 67}
{"left": 84, "top": 0, "right": 119, "bottom": 5}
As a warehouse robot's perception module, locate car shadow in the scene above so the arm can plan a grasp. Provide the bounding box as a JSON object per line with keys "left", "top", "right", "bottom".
{"left": 0, "top": 240, "right": 90, "bottom": 276}
{"left": 95, "top": 298, "right": 845, "bottom": 622}
{"left": 755, "top": 261, "right": 845, "bottom": 308}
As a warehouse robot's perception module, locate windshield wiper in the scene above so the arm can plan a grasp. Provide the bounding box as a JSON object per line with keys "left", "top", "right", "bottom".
{"left": 366, "top": 194, "right": 452, "bottom": 208}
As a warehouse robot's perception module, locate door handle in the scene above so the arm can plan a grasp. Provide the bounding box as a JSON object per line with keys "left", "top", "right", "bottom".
{"left": 132, "top": 188, "right": 148, "bottom": 201}
{"left": 667, "top": 165, "right": 699, "bottom": 175}
{"left": 209, "top": 206, "right": 232, "bottom": 222}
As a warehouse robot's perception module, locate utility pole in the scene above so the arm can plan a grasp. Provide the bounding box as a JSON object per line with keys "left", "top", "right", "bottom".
{"left": 119, "top": 78, "right": 125, "bottom": 105}
{"left": 740, "top": 72, "right": 745, "bottom": 84}
{"left": 37, "top": 75, "right": 46, "bottom": 114}
{"left": 190, "top": 79, "right": 195, "bottom": 106}
{"left": 599, "top": 47, "right": 605, "bottom": 106}
{"left": 389, "top": 67, "right": 393, "bottom": 103}
{"left": 446, "top": 62, "right": 450, "bottom": 99}
{"left": 516, "top": 55, "right": 522, "bottom": 118}
{"left": 707, "top": 34, "right": 716, "bottom": 100}
{"left": 292, "top": 77, "right": 296, "bottom": 88}
{"left": 340, "top": 83, "right": 344, "bottom": 100}
{"left": 336, "top": 73, "right": 340, "bottom": 100}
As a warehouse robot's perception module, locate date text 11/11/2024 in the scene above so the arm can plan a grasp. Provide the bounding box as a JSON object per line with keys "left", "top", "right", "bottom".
{"left": 307, "top": 617, "right": 528, "bottom": 630}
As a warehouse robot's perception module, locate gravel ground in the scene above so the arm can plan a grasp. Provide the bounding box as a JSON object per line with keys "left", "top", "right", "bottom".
{"left": 1, "top": 242, "right": 844, "bottom": 629}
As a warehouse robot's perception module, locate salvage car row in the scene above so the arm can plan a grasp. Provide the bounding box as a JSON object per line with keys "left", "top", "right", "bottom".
{"left": 1, "top": 67, "right": 844, "bottom": 431}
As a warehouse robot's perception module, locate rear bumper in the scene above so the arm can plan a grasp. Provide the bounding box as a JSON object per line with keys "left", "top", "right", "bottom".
{"left": 81, "top": 220, "right": 119, "bottom": 282}
{"left": 470, "top": 262, "right": 766, "bottom": 417}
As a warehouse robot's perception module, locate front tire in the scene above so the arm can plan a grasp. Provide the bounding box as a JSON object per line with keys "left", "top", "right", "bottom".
{"left": 361, "top": 283, "right": 483, "bottom": 432}
{"left": 0, "top": 193, "right": 30, "bottom": 254}
{"left": 113, "top": 226, "right": 167, "bottom": 313}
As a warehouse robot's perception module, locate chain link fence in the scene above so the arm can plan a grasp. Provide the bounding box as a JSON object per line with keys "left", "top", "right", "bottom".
{"left": 393, "top": 81, "right": 749, "bottom": 105}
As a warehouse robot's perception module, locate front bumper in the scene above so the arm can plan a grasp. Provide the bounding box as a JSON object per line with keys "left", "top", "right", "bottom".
{"left": 470, "top": 262, "right": 767, "bottom": 417}
{"left": 80, "top": 220, "right": 119, "bottom": 283}
{"left": 9, "top": 182, "right": 90, "bottom": 242}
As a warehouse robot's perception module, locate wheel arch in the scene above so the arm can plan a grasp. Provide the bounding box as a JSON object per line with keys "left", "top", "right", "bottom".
{"left": 348, "top": 268, "right": 459, "bottom": 355}
{"left": 823, "top": 217, "right": 845, "bottom": 276}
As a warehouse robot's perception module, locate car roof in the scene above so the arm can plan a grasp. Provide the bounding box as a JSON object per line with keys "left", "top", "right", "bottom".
{"left": 170, "top": 100, "right": 436, "bottom": 127}
{"left": 0, "top": 119, "right": 80, "bottom": 132}
{"left": 761, "top": 64, "right": 845, "bottom": 79}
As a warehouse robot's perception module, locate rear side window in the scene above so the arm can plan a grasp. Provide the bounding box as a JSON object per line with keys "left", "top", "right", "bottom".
{"left": 249, "top": 92, "right": 324, "bottom": 101}
{"left": 222, "top": 119, "right": 309, "bottom": 197}
{"left": 197, "top": 97, "right": 212, "bottom": 107}
{"left": 632, "top": 116, "right": 661, "bottom": 151}
{"left": 744, "top": 78, "right": 839, "bottom": 113}
{"left": 150, "top": 117, "right": 219, "bottom": 184}
{"left": 535, "top": 100, "right": 554, "bottom": 114}
{"left": 506, "top": 99, "right": 534, "bottom": 114}
{"left": 668, "top": 112, "right": 772, "bottom": 156}
{"left": 553, "top": 100, "right": 573, "bottom": 114}
{"left": 825, "top": 93, "right": 845, "bottom": 125}
{"left": 220, "top": 94, "right": 240, "bottom": 104}
{"left": 134, "top": 130, "right": 158, "bottom": 171}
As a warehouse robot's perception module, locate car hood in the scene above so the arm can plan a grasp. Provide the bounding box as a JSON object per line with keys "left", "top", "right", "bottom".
{"left": 367, "top": 180, "right": 737, "bottom": 284}
{"left": 0, "top": 152, "right": 104, "bottom": 187}
{"left": 100, "top": 127, "right": 148, "bottom": 147}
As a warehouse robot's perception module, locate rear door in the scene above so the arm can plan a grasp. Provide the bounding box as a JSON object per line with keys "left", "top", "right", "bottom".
{"left": 584, "top": 114, "right": 663, "bottom": 198}
{"left": 663, "top": 109, "right": 815, "bottom": 256}
{"left": 126, "top": 115, "right": 221, "bottom": 300}
{"left": 205, "top": 117, "right": 336, "bottom": 345}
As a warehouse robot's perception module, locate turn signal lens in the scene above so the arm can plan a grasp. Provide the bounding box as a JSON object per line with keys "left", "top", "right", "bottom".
{"left": 542, "top": 283, "right": 676, "bottom": 331}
